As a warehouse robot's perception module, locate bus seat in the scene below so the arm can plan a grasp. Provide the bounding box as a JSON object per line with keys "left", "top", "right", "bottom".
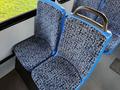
{"left": 31, "top": 11, "right": 112, "bottom": 90}
{"left": 72, "top": 0, "right": 120, "bottom": 55}
{"left": 13, "top": 0, "right": 66, "bottom": 71}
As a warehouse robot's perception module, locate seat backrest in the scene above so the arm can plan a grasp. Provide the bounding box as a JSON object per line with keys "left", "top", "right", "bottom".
{"left": 72, "top": 0, "right": 102, "bottom": 19}
{"left": 57, "top": 14, "right": 112, "bottom": 82}
{"left": 35, "top": 0, "right": 66, "bottom": 52}
{"left": 97, "top": 0, "right": 120, "bottom": 36}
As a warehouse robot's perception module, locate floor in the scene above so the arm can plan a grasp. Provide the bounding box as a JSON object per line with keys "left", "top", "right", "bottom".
{"left": 81, "top": 54, "right": 120, "bottom": 90}
{"left": 0, "top": 70, "right": 28, "bottom": 90}
{"left": 0, "top": 50, "right": 120, "bottom": 90}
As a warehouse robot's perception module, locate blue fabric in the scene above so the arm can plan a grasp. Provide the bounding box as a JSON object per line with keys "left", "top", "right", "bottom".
{"left": 104, "top": 34, "right": 120, "bottom": 54}
{"left": 97, "top": 0, "right": 120, "bottom": 54}
{"left": 72, "top": 0, "right": 102, "bottom": 19}
{"left": 32, "top": 14, "right": 112, "bottom": 90}
{"left": 32, "top": 56, "right": 81, "bottom": 90}
{"left": 13, "top": 0, "right": 66, "bottom": 71}
{"left": 58, "top": 15, "right": 111, "bottom": 78}
{"left": 73, "top": 0, "right": 120, "bottom": 54}
{"left": 35, "top": 0, "right": 66, "bottom": 51}
{"left": 14, "top": 36, "right": 51, "bottom": 71}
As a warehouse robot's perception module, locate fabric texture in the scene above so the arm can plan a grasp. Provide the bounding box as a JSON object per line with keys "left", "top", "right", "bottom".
{"left": 14, "top": 36, "right": 51, "bottom": 71}
{"left": 104, "top": 34, "right": 120, "bottom": 54}
{"left": 58, "top": 16, "right": 106, "bottom": 77}
{"left": 75, "top": 0, "right": 101, "bottom": 9}
{"left": 35, "top": 1, "right": 64, "bottom": 51}
{"left": 97, "top": 0, "right": 120, "bottom": 54}
{"left": 13, "top": 0, "right": 65, "bottom": 71}
{"left": 32, "top": 15, "right": 108, "bottom": 90}
{"left": 72, "top": 0, "right": 101, "bottom": 19}
{"left": 32, "top": 56, "right": 81, "bottom": 90}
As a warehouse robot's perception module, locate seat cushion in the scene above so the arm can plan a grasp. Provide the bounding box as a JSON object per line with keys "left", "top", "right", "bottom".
{"left": 32, "top": 56, "right": 81, "bottom": 90}
{"left": 13, "top": 36, "right": 51, "bottom": 71}
{"left": 104, "top": 34, "right": 120, "bottom": 54}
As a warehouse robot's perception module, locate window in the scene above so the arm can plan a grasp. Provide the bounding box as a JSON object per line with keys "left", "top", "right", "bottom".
{"left": 0, "top": 0, "right": 37, "bottom": 22}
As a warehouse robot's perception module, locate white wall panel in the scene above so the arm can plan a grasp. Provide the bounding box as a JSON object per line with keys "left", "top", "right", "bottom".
{"left": 0, "top": 17, "right": 34, "bottom": 61}
{"left": 0, "top": 17, "right": 34, "bottom": 78}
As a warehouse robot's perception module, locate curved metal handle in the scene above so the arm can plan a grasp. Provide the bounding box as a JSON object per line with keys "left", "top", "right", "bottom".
{"left": 74, "top": 6, "right": 108, "bottom": 32}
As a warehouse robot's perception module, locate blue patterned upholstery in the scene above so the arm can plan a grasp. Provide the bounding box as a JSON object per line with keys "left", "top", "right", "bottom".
{"left": 14, "top": 36, "right": 51, "bottom": 71}
{"left": 13, "top": 0, "right": 66, "bottom": 71}
{"left": 72, "top": 0, "right": 120, "bottom": 54}
{"left": 35, "top": 0, "right": 65, "bottom": 51}
{"left": 104, "top": 34, "right": 120, "bottom": 54}
{"left": 72, "top": 0, "right": 102, "bottom": 19}
{"left": 32, "top": 56, "right": 81, "bottom": 90}
{"left": 31, "top": 14, "right": 111, "bottom": 90}
{"left": 97, "top": 0, "right": 120, "bottom": 54}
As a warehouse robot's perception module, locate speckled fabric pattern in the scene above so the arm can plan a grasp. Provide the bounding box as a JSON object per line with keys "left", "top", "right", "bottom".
{"left": 35, "top": 1, "right": 64, "bottom": 50}
{"left": 76, "top": 0, "right": 101, "bottom": 9}
{"left": 58, "top": 15, "right": 106, "bottom": 77}
{"left": 72, "top": 0, "right": 101, "bottom": 19}
{"left": 97, "top": 0, "right": 120, "bottom": 53}
{"left": 32, "top": 56, "right": 81, "bottom": 90}
{"left": 32, "top": 15, "right": 108, "bottom": 90}
{"left": 98, "top": 0, "right": 120, "bottom": 35}
{"left": 13, "top": 0, "right": 65, "bottom": 71}
{"left": 105, "top": 34, "right": 120, "bottom": 53}
{"left": 14, "top": 36, "right": 51, "bottom": 71}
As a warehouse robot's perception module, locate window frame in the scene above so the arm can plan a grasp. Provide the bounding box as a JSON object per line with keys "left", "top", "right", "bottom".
{"left": 0, "top": 9, "right": 36, "bottom": 31}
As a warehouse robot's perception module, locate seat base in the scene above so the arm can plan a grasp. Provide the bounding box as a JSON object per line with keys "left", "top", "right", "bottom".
{"left": 13, "top": 36, "right": 52, "bottom": 71}
{"left": 32, "top": 56, "right": 81, "bottom": 90}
